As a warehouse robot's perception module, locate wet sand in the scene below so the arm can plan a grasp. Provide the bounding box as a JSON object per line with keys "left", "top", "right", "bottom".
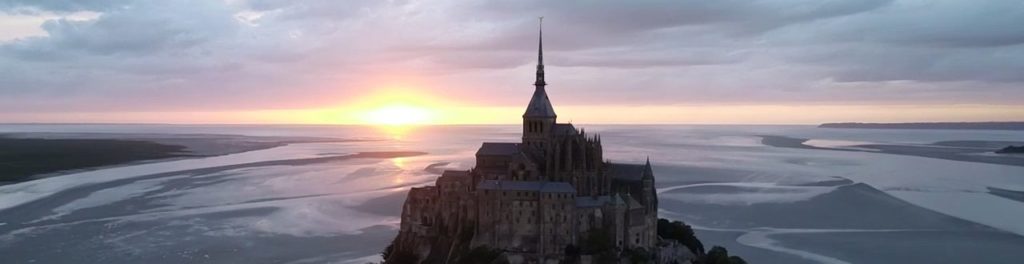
{"left": 0, "top": 149, "right": 425, "bottom": 264}
{"left": 760, "top": 135, "right": 1024, "bottom": 167}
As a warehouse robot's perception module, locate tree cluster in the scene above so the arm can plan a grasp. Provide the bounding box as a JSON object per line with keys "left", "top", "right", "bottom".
{"left": 657, "top": 218, "right": 746, "bottom": 264}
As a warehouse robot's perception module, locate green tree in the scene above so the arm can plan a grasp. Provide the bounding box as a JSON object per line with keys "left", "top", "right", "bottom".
{"left": 380, "top": 244, "right": 392, "bottom": 261}
{"left": 705, "top": 246, "right": 730, "bottom": 264}
{"left": 703, "top": 246, "right": 746, "bottom": 264}
{"left": 657, "top": 218, "right": 705, "bottom": 255}
{"left": 581, "top": 229, "right": 615, "bottom": 254}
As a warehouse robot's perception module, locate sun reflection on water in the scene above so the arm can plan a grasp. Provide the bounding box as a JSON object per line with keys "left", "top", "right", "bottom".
{"left": 375, "top": 124, "right": 415, "bottom": 140}
{"left": 392, "top": 157, "right": 405, "bottom": 184}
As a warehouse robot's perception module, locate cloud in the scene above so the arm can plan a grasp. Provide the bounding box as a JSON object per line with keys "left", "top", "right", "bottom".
{"left": 771, "top": 0, "right": 1024, "bottom": 83}
{"left": 811, "top": 0, "right": 1024, "bottom": 48}
{"left": 0, "top": 0, "right": 130, "bottom": 12}
{"left": 0, "top": 0, "right": 1021, "bottom": 115}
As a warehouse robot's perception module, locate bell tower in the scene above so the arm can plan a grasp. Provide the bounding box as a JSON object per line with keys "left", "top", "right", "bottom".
{"left": 523, "top": 17, "right": 557, "bottom": 150}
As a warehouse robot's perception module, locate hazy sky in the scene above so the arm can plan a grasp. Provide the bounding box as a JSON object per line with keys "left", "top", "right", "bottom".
{"left": 1, "top": 0, "right": 1022, "bottom": 124}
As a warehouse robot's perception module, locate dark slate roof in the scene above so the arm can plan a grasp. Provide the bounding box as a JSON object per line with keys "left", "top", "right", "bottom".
{"left": 437, "top": 170, "right": 470, "bottom": 182}
{"left": 477, "top": 180, "right": 576, "bottom": 193}
{"left": 624, "top": 194, "right": 644, "bottom": 209}
{"left": 476, "top": 142, "right": 520, "bottom": 156}
{"left": 519, "top": 147, "right": 545, "bottom": 165}
{"left": 607, "top": 163, "right": 647, "bottom": 182}
{"left": 552, "top": 123, "right": 576, "bottom": 135}
{"left": 575, "top": 194, "right": 626, "bottom": 208}
{"left": 523, "top": 88, "right": 557, "bottom": 118}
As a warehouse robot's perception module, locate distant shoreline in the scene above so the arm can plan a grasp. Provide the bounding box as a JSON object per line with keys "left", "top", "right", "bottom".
{"left": 0, "top": 137, "right": 189, "bottom": 184}
{"left": 0, "top": 133, "right": 356, "bottom": 185}
{"left": 820, "top": 122, "right": 1024, "bottom": 130}
{"left": 758, "top": 135, "right": 1024, "bottom": 167}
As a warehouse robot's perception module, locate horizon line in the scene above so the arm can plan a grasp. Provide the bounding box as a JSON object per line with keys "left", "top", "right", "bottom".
{"left": 2, "top": 121, "right": 1023, "bottom": 126}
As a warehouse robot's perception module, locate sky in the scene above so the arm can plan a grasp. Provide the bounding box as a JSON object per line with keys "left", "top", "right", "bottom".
{"left": 1, "top": 0, "right": 1022, "bottom": 125}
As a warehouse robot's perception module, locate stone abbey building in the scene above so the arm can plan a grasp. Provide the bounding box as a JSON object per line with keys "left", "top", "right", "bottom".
{"left": 388, "top": 22, "right": 660, "bottom": 264}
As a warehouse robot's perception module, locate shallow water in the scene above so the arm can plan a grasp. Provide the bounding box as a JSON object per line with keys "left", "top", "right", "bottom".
{"left": 1, "top": 124, "right": 1023, "bottom": 263}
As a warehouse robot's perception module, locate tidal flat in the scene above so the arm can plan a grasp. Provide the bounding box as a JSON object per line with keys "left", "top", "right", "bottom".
{"left": 1, "top": 124, "right": 1023, "bottom": 263}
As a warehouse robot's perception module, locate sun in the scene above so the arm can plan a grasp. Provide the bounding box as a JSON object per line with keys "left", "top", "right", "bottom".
{"left": 360, "top": 104, "right": 435, "bottom": 125}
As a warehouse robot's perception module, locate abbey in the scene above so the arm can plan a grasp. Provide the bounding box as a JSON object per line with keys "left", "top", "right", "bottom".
{"left": 387, "top": 21, "right": 660, "bottom": 264}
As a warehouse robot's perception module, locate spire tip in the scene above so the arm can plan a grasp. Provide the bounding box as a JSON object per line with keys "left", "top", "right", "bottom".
{"left": 534, "top": 16, "right": 546, "bottom": 87}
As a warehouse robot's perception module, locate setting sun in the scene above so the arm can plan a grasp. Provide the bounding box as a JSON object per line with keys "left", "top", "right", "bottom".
{"left": 360, "top": 104, "right": 435, "bottom": 125}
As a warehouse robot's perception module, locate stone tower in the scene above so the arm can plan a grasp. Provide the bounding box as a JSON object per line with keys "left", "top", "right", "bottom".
{"left": 523, "top": 17, "right": 556, "bottom": 152}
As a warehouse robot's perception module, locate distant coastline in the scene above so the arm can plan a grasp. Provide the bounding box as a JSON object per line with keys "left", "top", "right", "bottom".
{"left": 0, "top": 133, "right": 353, "bottom": 185}
{"left": 758, "top": 135, "right": 1024, "bottom": 167}
{"left": 819, "top": 122, "right": 1024, "bottom": 130}
{"left": 0, "top": 137, "right": 188, "bottom": 184}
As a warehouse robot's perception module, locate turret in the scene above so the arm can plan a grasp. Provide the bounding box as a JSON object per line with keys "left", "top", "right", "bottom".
{"left": 642, "top": 157, "right": 657, "bottom": 213}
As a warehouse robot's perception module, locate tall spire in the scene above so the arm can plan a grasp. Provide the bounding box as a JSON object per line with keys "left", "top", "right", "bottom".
{"left": 523, "top": 16, "right": 556, "bottom": 118}
{"left": 534, "top": 16, "right": 546, "bottom": 87}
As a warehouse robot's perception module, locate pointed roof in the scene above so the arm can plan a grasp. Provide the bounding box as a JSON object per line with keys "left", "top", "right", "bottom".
{"left": 644, "top": 157, "right": 654, "bottom": 178}
{"left": 524, "top": 88, "right": 556, "bottom": 118}
{"left": 524, "top": 17, "right": 556, "bottom": 118}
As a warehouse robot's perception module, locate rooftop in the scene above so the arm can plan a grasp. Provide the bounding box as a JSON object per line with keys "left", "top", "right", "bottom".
{"left": 524, "top": 88, "right": 557, "bottom": 118}
{"left": 553, "top": 123, "right": 576, "bottom": 135}
{"left": 476, "top": 142, "right": 520, "bottom": 156}
{"left": 606, "top": 162, "right": 648, "bottom": 182}
{"left": 477, "top": 180, "right": 576, "bottom": 193}
{"left": 437, "top": 170, "right": 470, "bottom": 182}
